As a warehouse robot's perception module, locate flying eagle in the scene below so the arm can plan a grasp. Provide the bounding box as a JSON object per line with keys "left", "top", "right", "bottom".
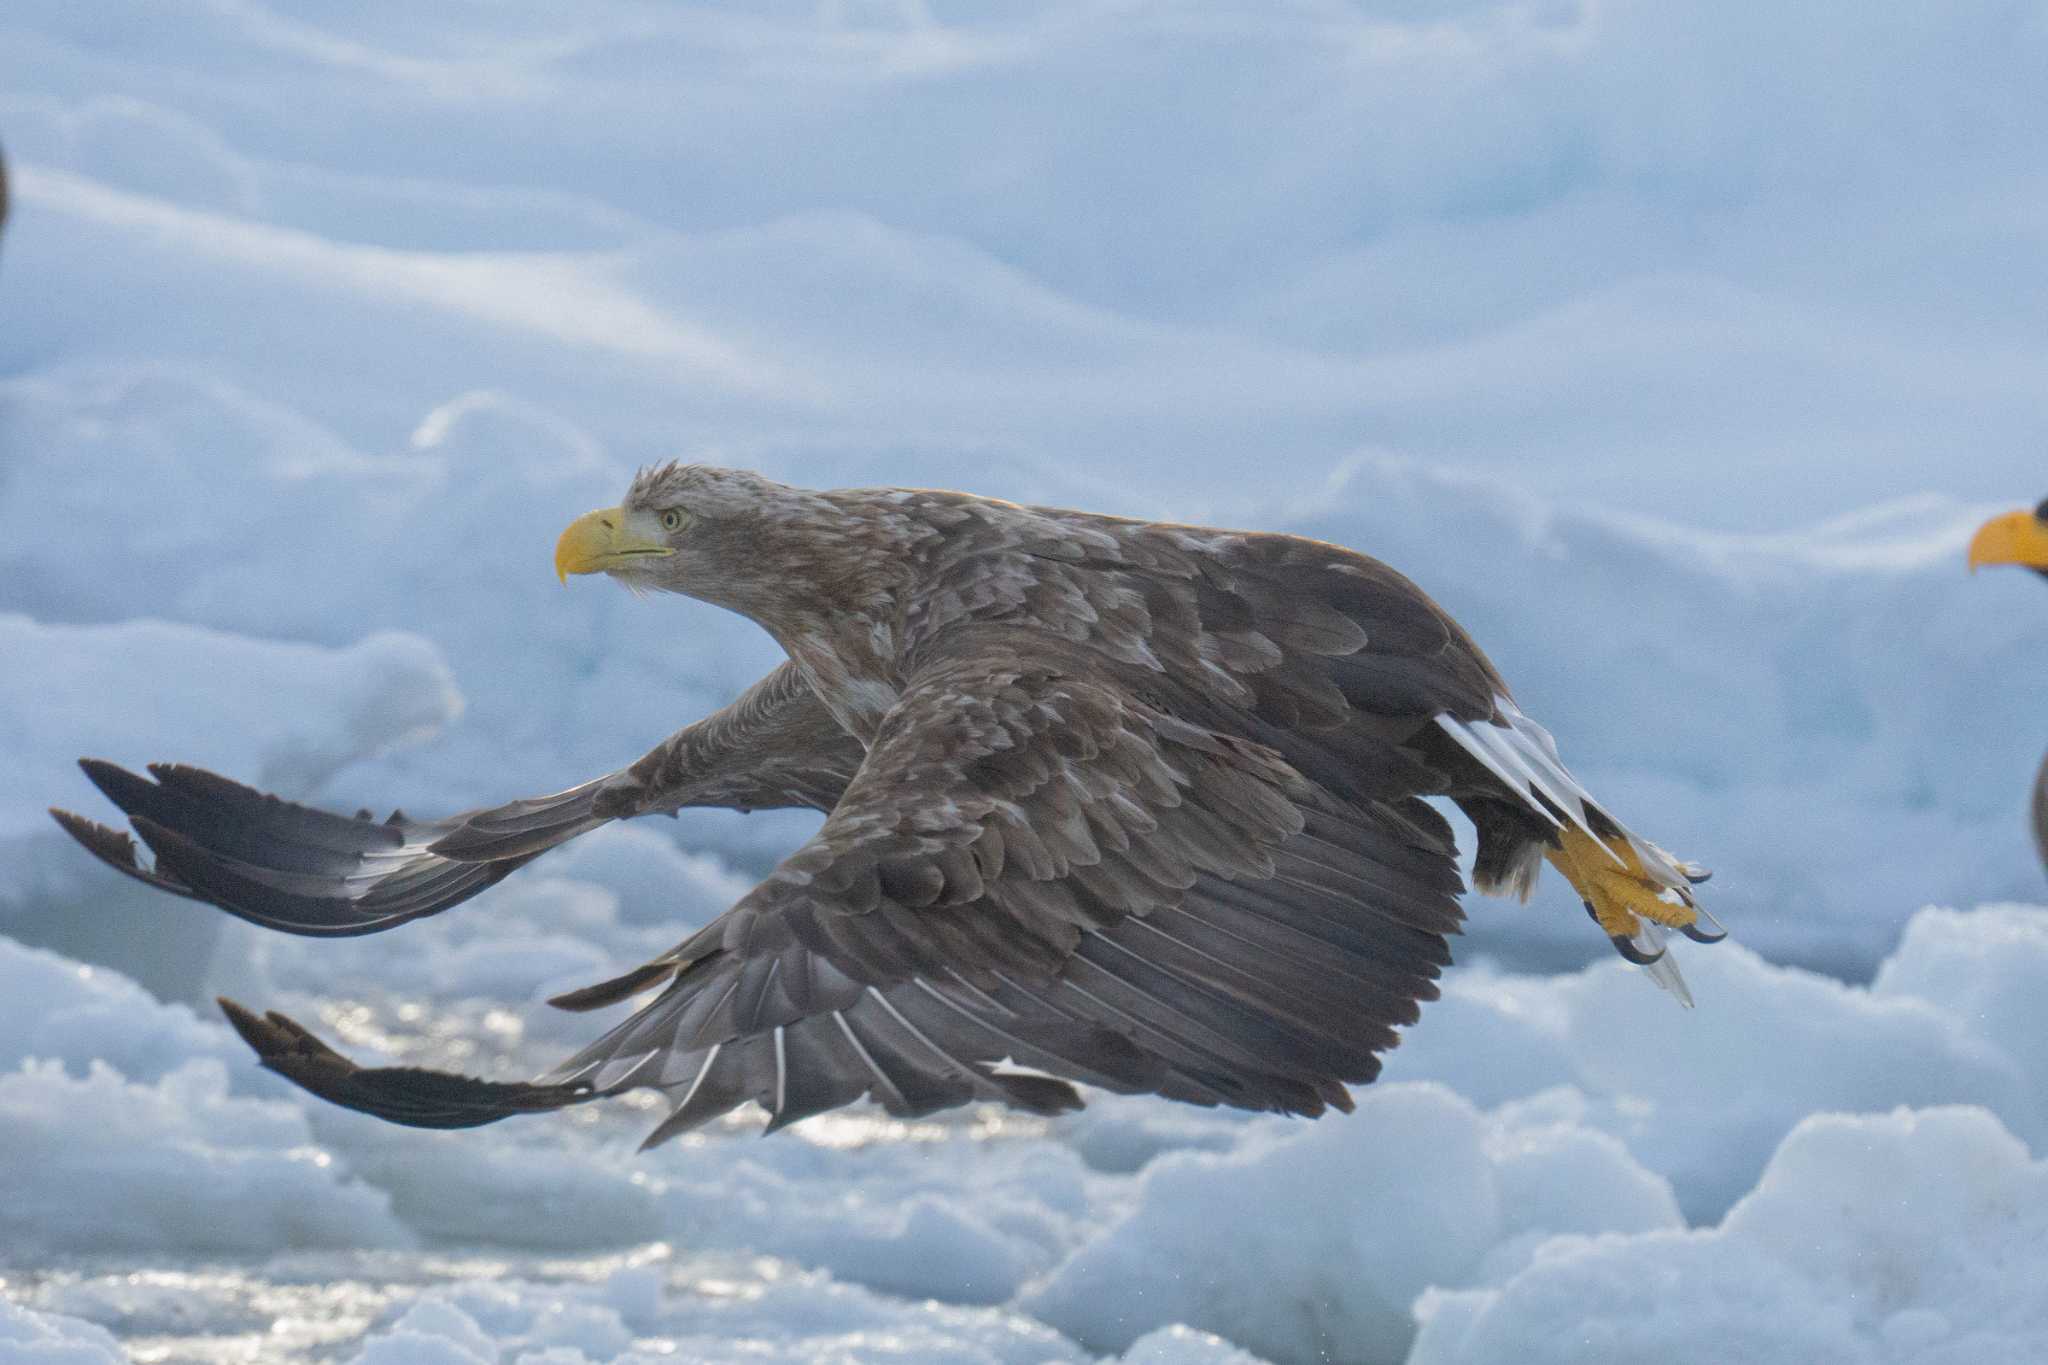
{"left": 1969, "top": 498, "right": 2048, "bottom": 873}
{"left": 53, "top": 466, "right": 1722, "bottom": 1146}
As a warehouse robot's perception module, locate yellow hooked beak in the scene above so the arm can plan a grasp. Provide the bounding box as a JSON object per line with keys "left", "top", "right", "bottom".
{"left": 554, "top": 506, "right": 674, "bottom": 584}
{"left": 1968, "top": 509, "right": 2048, "bottom": 573}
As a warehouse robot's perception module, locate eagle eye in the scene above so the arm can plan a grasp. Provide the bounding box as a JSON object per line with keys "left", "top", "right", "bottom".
{"left": 660, "top": 509, "right": 687, "bottom": 532}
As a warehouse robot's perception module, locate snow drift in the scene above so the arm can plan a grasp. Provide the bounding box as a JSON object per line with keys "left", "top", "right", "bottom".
{"left": 9, "top": 905, "right": 2048, "bottom": 1360}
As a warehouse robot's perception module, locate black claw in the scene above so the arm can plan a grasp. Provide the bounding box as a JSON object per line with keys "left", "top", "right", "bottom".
{"left": 1680, "top": 920, "right": 1728, "bottom": 944}
{"left": 1586, "top": 902, "right": 1669, "bottom": 963}
{"left": 1609, "top": 934, "right": 1665, "bottom": 965}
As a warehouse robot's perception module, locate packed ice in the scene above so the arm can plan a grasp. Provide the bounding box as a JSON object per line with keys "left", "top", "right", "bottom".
{"left": 4, "top": 1, "right": 2047, "bottom": 1361}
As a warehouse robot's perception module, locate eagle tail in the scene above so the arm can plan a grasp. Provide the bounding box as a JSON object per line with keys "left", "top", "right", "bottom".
{"left": 1436, "top": 699, "right": 1723, "bottom": 1005}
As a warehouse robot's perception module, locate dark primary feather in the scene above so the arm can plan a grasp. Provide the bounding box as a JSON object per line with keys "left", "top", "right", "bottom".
{"left": 219, "top": 998, "right": 600, "bottom": 1128}
{"left": 50, "top": 661, "right": 861, "bottom": 937}
{"left": 53, "top": 758, "right": 556, "bottom": 937}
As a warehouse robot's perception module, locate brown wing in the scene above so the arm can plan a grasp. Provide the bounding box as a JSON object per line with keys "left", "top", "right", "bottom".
{"left": 200, "top": 519, "right": 1497, "bottom": 1141}
{"left": 50, "top": 660, "right": 862, "bottom": 937}
{"left": 895, "top": 501, "right": 1509, "bottom": 802}
{"left": 520, "top": 630, "right": 1466, "bottom": 1146}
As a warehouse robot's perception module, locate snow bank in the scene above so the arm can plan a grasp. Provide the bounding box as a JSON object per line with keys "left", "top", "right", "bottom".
{"left": 0, "top": 939, "right": 404, "bottom": 1258}
{"left": 1370, "top": 901, "right": 2048, "bottom": 1225}
{"left": 16, "top": 897, "right": 2048, "bottom": 1358}
{"left": 0, "top": 1299, "right": 125, "bottom": 1365}
{"left": 1380, "top": 937, "right": 2026, "bottom": 1222}
{"left": 0, "top": 938, "right": 235, "bottom": 1082}
{"left": 0, "top": 1057, "right": 407, "bottom": 1256}
{"left": 1869, "top": 902, "right": 2048, "bottom": 1131}
{"left": 1023, "top": 1084, "right": 1678, "bottom": 1363}
{"left": 340, "top": 1259, "right": 1093, "bottom": 1365}
{"left": 649, "top": 1130, "right": 1097, "bottom": 1307}
{"left": 337, "top": 1258, "right": 1267, "bottom": 1365}
{"left": 1410, "top": 1106, "right": 2048, "bottom": 1365}
{"left": 300, "top": 1106, "right": 665, "bottom": 1254}
{"left": 1121, "top": 1327, "right": 1275, "bottom": 1365}
{"left": 0, "top": 612, "right": 461, "bottom": 999}
{"left": 0, "top": 362, "right": 799, "bottom": 872}
{"left": 5, "top": 614, "right": 460, "bottom": 843}
{"left": 1030, "top": 902, "right": 2048, "bottom": 1357}
{"left": 5, "top": 3, "right": 2045, "bottom": 521}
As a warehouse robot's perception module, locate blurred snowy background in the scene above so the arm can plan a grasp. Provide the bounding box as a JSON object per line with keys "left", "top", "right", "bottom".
{"left": 2, "top": 2, "right": 2046, "bottom": 1362}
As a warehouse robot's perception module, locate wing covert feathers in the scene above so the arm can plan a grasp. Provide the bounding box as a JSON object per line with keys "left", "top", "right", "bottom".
{"left": 524, "top": 648, "right": 1468, "bottom": 1145}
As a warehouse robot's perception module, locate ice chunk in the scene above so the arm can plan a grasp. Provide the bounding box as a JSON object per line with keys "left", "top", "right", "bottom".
{"left": 0, "top": 1059, "right": 408, "bottom": 1256}
{"left": 0, "top": 1298, "right": 128, "bottom": 1365}
{"left": 3, "top": 613, "right": 460, "bottom": 999}
{"left": 1410, "top": 1106, "right": 2048, "bottom": 1365}
{"left": 1383, "top": 933, "right": 2028, "bottom": 1222}
{"left": 1022, "top": 1084, "right": 1679, "bottom": 1363}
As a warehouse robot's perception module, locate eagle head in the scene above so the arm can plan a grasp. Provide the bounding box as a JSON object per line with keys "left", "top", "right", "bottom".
{"left": 553, "top": 463, "right": 789, "bottom": 587}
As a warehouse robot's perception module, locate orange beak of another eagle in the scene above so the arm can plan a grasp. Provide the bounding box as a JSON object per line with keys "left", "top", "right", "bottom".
{"left": 1969, "top": 508, "right": 2048, "bottom": 574}
{"left": 554, "top": 506, "right": 674, "bottom": 584}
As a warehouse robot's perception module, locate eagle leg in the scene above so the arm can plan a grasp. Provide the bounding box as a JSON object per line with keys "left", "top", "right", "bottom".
{"left": 1547, "top": 825, "right": 1722, "bottom": 951}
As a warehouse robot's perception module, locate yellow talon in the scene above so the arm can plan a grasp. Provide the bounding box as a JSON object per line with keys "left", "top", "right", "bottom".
{"left": 1545, "top": 824, "right": 1707, "bottom": 942}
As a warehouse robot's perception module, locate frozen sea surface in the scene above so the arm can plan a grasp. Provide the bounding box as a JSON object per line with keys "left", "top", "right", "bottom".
{"left": 4, "top": 2, "right": 2048, "bottom": 1362}
{"left": 12, "top": 906, "right": 2048, "bottom": 1362}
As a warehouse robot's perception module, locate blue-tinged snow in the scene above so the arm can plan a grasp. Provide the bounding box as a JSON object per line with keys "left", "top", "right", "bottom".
{"left": 1409, "top": 1106, "right": 2048, "bottom": 1365}
{"left": 14, "top": 909, "right": 2048, "bottom": 1361}
{"left": 3, "top": 1, "right": 2047, "bottom": 1361}
{"left": 0, "top": 1298, "right": 127, "bottom": 1365}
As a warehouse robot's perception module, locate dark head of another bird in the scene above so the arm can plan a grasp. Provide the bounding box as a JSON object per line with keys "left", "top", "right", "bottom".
{"left": 1969, "top": 498, "right": 2048, "bottom": 582}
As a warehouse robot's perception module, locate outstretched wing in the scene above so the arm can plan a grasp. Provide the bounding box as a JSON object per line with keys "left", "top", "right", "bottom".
{"left": 50, "top": 660, "right": 863, "bottom": 937}
{"left": 523, "top": 634, "right": 1467, "bottom": 1144}
{"left": 50, "top": 761, "right": 611, "bottom": 937}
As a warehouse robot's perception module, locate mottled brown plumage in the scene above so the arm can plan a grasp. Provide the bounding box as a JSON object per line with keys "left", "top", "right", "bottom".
{"left": 55, "top": 465, "right": 1721, "bottom": 1146}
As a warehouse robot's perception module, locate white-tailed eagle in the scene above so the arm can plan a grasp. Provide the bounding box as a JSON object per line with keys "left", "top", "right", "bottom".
{"left": 54, "top": 466, "right": 1722, "bottom": 1147}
